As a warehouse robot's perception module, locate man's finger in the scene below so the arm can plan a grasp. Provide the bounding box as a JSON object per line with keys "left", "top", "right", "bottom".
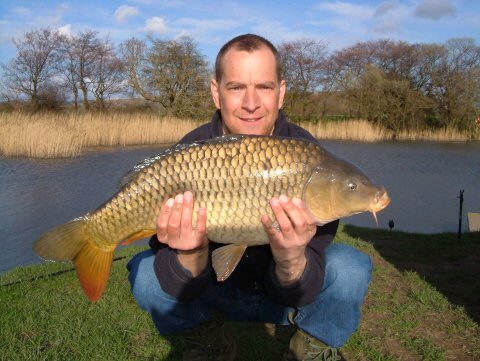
{"left": 157, "top": 198, "right": 174, "bottom": 242}
{"left": 180, "top": 191, "right": 194, "bottom": 234}
{"left": 195, "top": 207, "right": 207, "bottom": 239}
{"left": 261, "top": 214, "right": 284, "bottom": 245}
{"left": 279, "top": 195, "right": 308, "bottom": 231}
{"left": 271, "top": 196, "right": 295, "bottom": 237}
{"left": 293, "top": 197, "right": 317, "bottom": 230}
{"left": 168, "top": 193, "right": 184, "bottom": 241}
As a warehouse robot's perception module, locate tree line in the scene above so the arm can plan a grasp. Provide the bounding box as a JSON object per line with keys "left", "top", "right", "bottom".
{"left": 1, "top": 28, "right": 479, "bottom": 133}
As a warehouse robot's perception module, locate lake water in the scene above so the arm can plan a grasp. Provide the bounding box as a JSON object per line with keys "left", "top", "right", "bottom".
{"left": 1, "top": 140, "right": 479, "bottom": 273}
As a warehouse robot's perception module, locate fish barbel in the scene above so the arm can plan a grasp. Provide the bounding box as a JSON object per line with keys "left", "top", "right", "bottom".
{"left": 34, "top": 135, "right": 390, "bottom": 301}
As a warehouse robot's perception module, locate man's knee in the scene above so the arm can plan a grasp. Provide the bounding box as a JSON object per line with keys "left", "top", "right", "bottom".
{"left": 127, "top": 250, "right": 167, "bottom": 311}
{"left": 324, "top": 243, "right": 373, "bottom": 296}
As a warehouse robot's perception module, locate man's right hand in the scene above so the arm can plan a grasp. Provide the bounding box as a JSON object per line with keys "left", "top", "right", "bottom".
{"left": 156, "top": 191, "right": 209, "bottom": 276}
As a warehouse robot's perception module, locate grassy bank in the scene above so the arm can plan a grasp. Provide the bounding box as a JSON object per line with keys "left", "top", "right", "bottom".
{"left": 1, "top": 111, "right": 478, "bottom": 158}
{"left": 1, "top": 226, "right": 479, "bottom": 360}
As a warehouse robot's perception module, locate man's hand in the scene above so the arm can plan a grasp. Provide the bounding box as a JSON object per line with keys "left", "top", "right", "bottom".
{"left": 156, "top": 191, "right": 209, "bottom": 277}
{"left": 261, "top": 195, "right": 317, "bottom": 285}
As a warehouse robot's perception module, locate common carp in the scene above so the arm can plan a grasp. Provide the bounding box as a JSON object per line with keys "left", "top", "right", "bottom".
{"left": 34, "top": 135, "right": 390, "bottom": 302}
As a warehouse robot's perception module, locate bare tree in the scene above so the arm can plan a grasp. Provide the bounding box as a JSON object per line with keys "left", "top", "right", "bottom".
{"left": 121, "top": 36, "right": 211, "bottom": 117}
{"left": 74, "top": 30, "right": 102, "bottom": 110}
{"left": 279, "top": 39, "right": 329, "bottom": 120}
{"left": 58, "top": 35, "right": 81, "bottom": 109}
{"left": 436, "top": 38, "right": 480, "bottom": 130}
{"left": 90, "top": 38, "right": 125, "bottom": 109}
{"left": 1, "top": 28, "right": 64, "bottom": 109}
{"left": 410, "top": 38, "right": 480, "bottom": 130}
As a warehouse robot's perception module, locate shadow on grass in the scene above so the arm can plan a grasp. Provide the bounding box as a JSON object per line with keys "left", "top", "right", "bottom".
{"left": 343, "top": 225, "right": 480, "bottom": 323}
{"left": 157, "top": 323, "right": 292, "bottom": 361}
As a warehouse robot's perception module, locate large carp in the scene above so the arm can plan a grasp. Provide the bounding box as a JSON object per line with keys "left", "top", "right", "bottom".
{"left": 34, "top": 135, "right": 390, "bottom": 302}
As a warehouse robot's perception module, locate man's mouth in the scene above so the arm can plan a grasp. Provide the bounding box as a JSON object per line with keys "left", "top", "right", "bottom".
{"left": 240, "top": 116, "right": 262, "bottom": 122}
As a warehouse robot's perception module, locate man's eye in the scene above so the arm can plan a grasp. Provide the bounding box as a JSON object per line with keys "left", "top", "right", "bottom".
{"left": 348, "top": 182, "right": 357, "bottom": 190}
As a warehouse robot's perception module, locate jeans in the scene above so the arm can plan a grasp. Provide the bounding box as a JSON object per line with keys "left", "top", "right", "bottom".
{"left": 127, "top": 243, "right": 373, "bottom": 348}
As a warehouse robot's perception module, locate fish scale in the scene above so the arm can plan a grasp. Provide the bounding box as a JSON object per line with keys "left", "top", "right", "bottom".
{"left": 86, "top": 136, "right": 317, "bottom": 248}
{"left": 34, "top": 134, "right": 390, "bottom": 301}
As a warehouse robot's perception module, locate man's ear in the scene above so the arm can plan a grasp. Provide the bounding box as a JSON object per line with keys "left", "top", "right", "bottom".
{"left": 278, "top": 79, "right": 286, "bottom": 109}
{"left": 211, "top": 79, "right": 221, "bottom": 109}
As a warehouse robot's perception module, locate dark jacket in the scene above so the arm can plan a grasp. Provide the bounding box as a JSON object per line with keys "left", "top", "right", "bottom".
{"left": 150, "top": 110, "right": 339, "bottom": 307}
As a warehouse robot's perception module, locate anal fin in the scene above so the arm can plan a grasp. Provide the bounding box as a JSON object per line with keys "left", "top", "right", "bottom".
{"left": 121, "top": 229, "right": 156, "bottom": 246}
{"left": 74, "top": 242, "right": 115, "bottom": 302}
{"left": 212, "top": 244, "right": 248, "bottom": 281}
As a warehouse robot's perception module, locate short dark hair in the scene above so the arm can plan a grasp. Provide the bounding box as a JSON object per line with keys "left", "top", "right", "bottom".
{"left": 214, "top": 34, "right": 283, "bottom": 82}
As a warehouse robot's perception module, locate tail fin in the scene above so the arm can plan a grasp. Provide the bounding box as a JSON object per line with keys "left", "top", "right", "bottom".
{"left": 34, "top": 218, "right": 114, "bottom": 302}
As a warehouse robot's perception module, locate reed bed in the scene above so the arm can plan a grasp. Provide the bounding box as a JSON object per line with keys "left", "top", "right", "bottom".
{"left": 0, "top": 112, "right": 202, "bottom": 158}
{"left": 300, "top": 119, "right": 479, "bottom": 142}
{"left": 299, "top": 119, "right": 389, "bottom": 141}
{"left": 1, "top": 112, "right": 477, "bottom": 158}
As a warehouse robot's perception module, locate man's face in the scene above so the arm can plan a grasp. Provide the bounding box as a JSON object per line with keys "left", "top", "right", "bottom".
{"left": 211, "top": 47, "right": 286, "bottom": 135}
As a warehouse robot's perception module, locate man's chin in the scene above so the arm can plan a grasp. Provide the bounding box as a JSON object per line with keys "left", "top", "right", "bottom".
{"left": 239, "top": 121, "right": 273, "bottom": 136}
{"left": 224, "top": 117, "right": 275, "bottom": 136}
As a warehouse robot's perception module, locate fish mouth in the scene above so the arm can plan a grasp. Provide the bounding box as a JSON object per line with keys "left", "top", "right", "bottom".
{"left": 369, "top": 191, "right": 391, "bottom": 226}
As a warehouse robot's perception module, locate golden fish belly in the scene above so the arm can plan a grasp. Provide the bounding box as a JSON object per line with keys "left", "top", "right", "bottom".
{"left": 88, "top": 136, "right": 322, "bottom": 247}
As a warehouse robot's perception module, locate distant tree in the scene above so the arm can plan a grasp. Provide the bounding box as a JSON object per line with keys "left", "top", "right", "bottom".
{"left": 90, "top": 38, "right": 125, "bottom": 109}
{"left": 1, "top": 28, "right": 64, "bottom": 109}
{"left": 121, "top": 36, "right": 211, "bottom": 118}
{"left": 74, "top": 30, "right": 102, "bottom": 110}
{"left": 326, "top": 38, "right": 480, "bottom": 132}
{"left": 58, "top": 34, "right": 81, "bottom": 109}
{"left": 347, "top": 64, "right": 432, "bottom": 133}
{"left": 433, "top": 38, "right": 480, "bottom": 130}
{"left": 278, "top": 39, "right": 329, "bottom": 120}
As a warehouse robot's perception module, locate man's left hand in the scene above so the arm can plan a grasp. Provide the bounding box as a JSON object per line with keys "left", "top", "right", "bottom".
{"left": 261, "top": 195, "right": 317, "bottom": 285}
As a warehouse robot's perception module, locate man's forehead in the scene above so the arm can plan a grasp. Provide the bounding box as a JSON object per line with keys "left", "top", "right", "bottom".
{"left": 221, "top": 48, "right": 278, "bottom": 81}
{"left": 223, "top": 46, "right": 275, "bottom": 63}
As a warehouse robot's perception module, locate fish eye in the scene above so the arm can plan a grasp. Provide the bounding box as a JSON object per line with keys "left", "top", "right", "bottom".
{"left": 348, "top": 182, "right": 357, "bottom": 190}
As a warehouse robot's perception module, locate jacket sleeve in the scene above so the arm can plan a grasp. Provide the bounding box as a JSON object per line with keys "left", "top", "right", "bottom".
{"left": 153, "top": 242, "right": 213, "bottom": 302}
{"left": 264, "top": 220, "right": 339, "bottom": 307}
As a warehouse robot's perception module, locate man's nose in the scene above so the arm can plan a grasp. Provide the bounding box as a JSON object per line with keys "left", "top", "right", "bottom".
{"left": 242, "top": 87, "right": 260, "bottom": 112}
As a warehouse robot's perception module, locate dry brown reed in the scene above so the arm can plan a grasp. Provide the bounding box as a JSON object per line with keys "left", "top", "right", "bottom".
{"left": 0, "top": 112, "right": 203, "bottom": 158}
{"left": 299, "top": 119, "right": 389, "bottom": 141}
{"left": 300, "top": 119, "right": 479, "bottom": 142}
{"left": 1, "top": 112, "right": 477, "bottom": 158}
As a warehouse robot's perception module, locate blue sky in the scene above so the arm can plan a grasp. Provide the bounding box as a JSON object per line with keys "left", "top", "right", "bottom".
{"left": 0, "top": 0, "right": 479, "bottom": 66}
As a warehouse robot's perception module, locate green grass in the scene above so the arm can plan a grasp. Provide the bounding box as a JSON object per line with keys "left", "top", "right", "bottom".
{"left": 1, "top": 226, "right": 479, "bottom": 360}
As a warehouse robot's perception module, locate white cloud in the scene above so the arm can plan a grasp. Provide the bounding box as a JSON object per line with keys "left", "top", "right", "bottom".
{"left": 141, "top": 16, "right": 168, "bottom": 34}
{"left": 414, "top": 0, "right": 456, "bottom": 20}
{"left": 115, "top": 5, "right": 139, "bottom": 23}
{"left": 58, "top": 24, "right": 73, "bottom": 38}
{"left": 374, "top": 2, "right": 399, "bottom": 17}
{"left": 373, "top": 19, "right": 401, "bottom": 34}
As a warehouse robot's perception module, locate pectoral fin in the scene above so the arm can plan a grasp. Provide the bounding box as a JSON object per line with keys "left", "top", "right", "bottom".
{"left": 121, "top": 229, "right": 156, "bottom": 246}
{"left": 212, "top": 244, "right": 248, "bottom": 281}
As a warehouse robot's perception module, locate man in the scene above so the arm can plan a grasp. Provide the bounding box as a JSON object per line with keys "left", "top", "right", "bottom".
{"left": 127, "top": 34, "right": 373, "bottom": 361}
